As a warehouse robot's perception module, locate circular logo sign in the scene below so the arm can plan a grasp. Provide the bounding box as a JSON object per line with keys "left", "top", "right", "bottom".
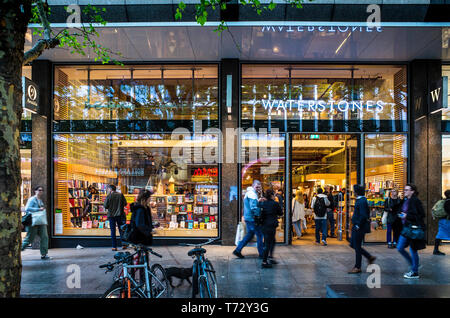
{"left": 27, "top": 84, "right": 37, "bottom": 101}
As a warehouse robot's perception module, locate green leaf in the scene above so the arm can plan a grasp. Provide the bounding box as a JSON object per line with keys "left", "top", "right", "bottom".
{"left": 268, "top": 2, "right": 276, "bottom": 10}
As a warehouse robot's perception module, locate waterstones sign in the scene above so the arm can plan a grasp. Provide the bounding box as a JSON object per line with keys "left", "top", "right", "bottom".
{"left": 261, "top": 26, "right": 383, "bottom": 33}
{"left": 261, "top": 99, "right": 386, "bottom": 114}
{"left": 84, "top": 101, "right": 135, "bottom": 111}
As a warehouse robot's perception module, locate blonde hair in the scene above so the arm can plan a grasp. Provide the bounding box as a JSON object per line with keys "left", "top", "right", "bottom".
{"left": 295, "top": 191, "right": 304, "bottom": 204}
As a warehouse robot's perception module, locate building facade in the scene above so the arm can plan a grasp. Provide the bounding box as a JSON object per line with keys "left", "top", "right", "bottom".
{"left": 22, "top": 1, "right": 450, "bottom": 247}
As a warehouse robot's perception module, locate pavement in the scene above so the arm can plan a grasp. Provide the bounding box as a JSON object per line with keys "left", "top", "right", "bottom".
{"left": 20, "top": 242, "right": 450, "bottom": 298}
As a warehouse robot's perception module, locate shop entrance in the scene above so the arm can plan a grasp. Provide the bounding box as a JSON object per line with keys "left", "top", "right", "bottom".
{"left": 290, "top": 134, "right": 358, "bottom": 245}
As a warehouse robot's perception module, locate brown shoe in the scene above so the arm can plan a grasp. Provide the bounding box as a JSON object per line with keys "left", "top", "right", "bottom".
{"left": 368, "top": 256, "right": 376, "bottom": 264}
{"left": 112, "top": 248, "right": 118, "bottom": 251}
{"left": 122, "top": 245, "right": 128, "bottom": 250}
{"left": 348, "top": 267, "right": 362, "bottom": 274}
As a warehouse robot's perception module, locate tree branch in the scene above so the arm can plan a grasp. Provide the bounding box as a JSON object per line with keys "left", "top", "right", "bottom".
{"left": 23, "top": 38, "right": 60, "bottom": 65}
{"left": 36, "top": 0, "right": 52, "bottom": 40}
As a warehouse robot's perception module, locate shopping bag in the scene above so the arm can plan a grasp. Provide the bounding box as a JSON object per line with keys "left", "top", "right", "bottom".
{"left": 381, "top": 212, "right": 388, "bottom": 225}
{"left": 235, "top": 222, "right": 246, "bottom": 246}
{"left": 32, "top": 209, "right": 48, "bottom": 226}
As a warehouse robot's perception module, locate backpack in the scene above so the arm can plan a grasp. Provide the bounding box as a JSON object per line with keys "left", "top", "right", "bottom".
{"left": 432, "top": 199, "right": 448, "bottom": 220}
{"left": 313, "top": 197, "right": 327, "bottom": 217}
{"left": 121, "top": 205, "right": 137, "bottom": 243}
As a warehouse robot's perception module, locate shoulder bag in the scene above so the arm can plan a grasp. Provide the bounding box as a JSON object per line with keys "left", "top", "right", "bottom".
{"left": 401, "top": 206, "right": 425, "bottom": 240}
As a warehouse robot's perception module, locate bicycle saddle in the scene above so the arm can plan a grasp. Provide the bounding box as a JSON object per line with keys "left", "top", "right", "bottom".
{"left": 114, "top": 252, "right": 131, "bottom": 262}
{"left": 187, "top": 248, "right": 206, "bottom": 256}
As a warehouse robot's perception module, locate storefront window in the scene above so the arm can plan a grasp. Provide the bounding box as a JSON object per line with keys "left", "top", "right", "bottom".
{"left": 20, "top": 134, "right": 32, "bottom": 209}
{"left": 442, "top": 66, "right": 450, "bottom": 121}
{"left": 54, "top": 65, "right": 218, "bottom": 121}
{"left": 241, "top": 133, "right": 286, "bottom": 242}
{"left": 22, "top": 65, "right": 33, "bottom": 120}
{"left": 242, "top": 64, "right": 407, "bottom": 122}
{"left": 443, "top": 136, "right": 450, "bottom": 196}
{"left": 364, "top": 134, "right": 407, "bottom": 242}
{"left": 53, "top": 133, "right": 219, "bottom": 237}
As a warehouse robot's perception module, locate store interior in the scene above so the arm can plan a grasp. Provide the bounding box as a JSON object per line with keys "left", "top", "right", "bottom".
{"left": 54, "top": 134, "right": 219, "bottom": 237}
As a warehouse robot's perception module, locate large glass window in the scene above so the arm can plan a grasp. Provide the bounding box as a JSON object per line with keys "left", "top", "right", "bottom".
{"left": 364, "top": 134, "right": 407, "bottom": 242}
{"left": 442, "top": 66, "right": 450, "bottom": 121}
{"left": 54, "top": 65, "right": 218, "bottom": 121}
{"left": 443, "top": 136, "right": 450, "bottom": 196}
{"left": 22, "top": 65, "right": 33, "bottom": 120}
{"left": 242, "top": 64, "right": 407, "bottom": 122}
{"left": 53, "top": 133, "right": 219, "bottom": 237}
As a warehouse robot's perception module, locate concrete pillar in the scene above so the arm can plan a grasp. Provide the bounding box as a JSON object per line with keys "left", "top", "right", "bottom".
{"left": 220, "top": 59, "right": 240, "bottom": 245}
{"left": 410, "top": 60, "right": 442, "bottom": 245}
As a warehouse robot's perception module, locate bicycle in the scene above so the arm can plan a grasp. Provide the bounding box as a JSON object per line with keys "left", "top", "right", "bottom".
{"left": 99, "top": 244, "right": 170, "bottom": 298}
{"left": 179, "top": 238, "right": 219, "bottom": 298}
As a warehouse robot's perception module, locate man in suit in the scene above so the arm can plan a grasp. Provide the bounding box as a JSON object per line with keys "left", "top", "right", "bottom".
{"left": 348, "top": 184, "right": 376, "bottom": 274}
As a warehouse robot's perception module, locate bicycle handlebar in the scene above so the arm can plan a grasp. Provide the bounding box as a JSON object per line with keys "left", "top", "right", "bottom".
{"left": 178, "top": 237, "right": 220, "bottom": 248}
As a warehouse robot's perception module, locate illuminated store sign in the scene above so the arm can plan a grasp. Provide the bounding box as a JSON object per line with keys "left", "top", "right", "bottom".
{"left": 192, "top": 168, "right": 218, "bottom": 177}
{"left": 261, "top": 26, "right": 382, "bottom": 33}
{"left": 261, "top": 99, "right": 385, "bottom": 114}
{"left": 95, "top": 167, "right": 144, "bottom": 176}
{"left": 84, "top": 101, "right": 135, "bottom": 111}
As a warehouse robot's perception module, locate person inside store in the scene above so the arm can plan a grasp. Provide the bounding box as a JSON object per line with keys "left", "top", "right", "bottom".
{"left": 325, "top": 186, "right": 336, "bottom": 238}
{"left": 103, "top": 184, "right": 128, "bottom": 251}
{"left": 303, "top": 193, "right": 309, "bottom": 209}
{"left": 233, "top": 180, "right": 264, "bottom": 259}
{"left": 275, "top": 189, "right": 284, "bottom": 210}
{"left": 292, "top": 190, "right": 306, "bottom": 239}
{"left": 348, "top": 184, "right": 376, "bottom": 274}
{"left": 383, "top": 188, "right": 403, "bottom": 249}
{"left": 128, "top": 189, "right": 154, "bottom": 246}
{"left": 21, "top": 186, "right": 50, "bottom": 260}
{"left": 311, "top": 187, "right": 330, "bottom": 246}
{"left": 83, "top": 185, "right": 98, "bottom": 218}
{"left": 258, "top": 189, "right": 283, "bottom": 268}
{"left": 433, "top": 189, "right": 450, "bottom": 255}
{"left": 397, "top": 183, "right": 426, "bottom": 279}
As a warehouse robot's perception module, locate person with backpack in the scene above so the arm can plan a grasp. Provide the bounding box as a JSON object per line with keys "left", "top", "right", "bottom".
{"left": 311, "top": 187, "right": 330, "bottom": 246}
{"left": 348, "top": 184, "right": 376, "bottom": 274}
{"left": 432, "top": 189, "right": 450, "bottom": 255}
{"left": 383, "top": 189, "right": 403, "bottom": 249}
{"left": 127, "top": 189, "right": 154, "bottom": 246}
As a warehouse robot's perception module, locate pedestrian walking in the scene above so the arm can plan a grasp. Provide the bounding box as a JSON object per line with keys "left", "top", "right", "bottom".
{"left": 259, "top": 189, "right": 283, "bottom": 268}
{"left": 128, "top": 189, "right": 154, "bottom": 246}
{"left": 397, "top": 183, "right": 426, "bottom": 279}
{"left": 292, "top": 191, "right": 306, "bottom": 238}
{"left": 311, "top": 188, "right": 330, "bottom": 246}
{"left": 325, "top": 186, "right": 336, "bottom": 238}
{"left": 21, "top": 186, "right": 50, "bottom": 260}
{"left": 433, "top": 189, "right": 450, "bottom": 255}
{"left": 383, "top": 189, "right": 403, "bottom": 249}
{"left": 233, "top": 180, "right": 264, "bottom": 259}
{"left": 348, "top": 184, "right": 376, "bottom": 274}
{"left": 103, "top": 184, "right": 128, "bottom": 251}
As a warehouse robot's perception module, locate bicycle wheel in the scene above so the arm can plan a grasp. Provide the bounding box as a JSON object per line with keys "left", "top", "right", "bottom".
{"left": 204, "top": 260, "right": 218, "bottom": 298}
{"left": 102, "top": 280, "right": 146, "bottom": 298}
{"left": 198, "top": 276, "right": 212, "bottom": 298}
{"left": 149, "top": 264, "right": 171, "bottom": 298}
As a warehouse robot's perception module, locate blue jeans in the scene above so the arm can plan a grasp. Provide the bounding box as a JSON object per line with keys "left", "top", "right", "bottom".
{"left": 109, "top": 216, "right": 125, "bottom": 248}
{"left": 292, "top": 220, "right": 302, "bottom": 237}
{"left": 327, "top": 210, "right": 336, "bottom": 236}
{"left": 236, "top": 221, "right": 264, "bottom": 257}
{"left": 397, "top": 235, "right": 419, "bottom": 273}
{"left": 315, "top": 219, "right": 327, "bottom": 243}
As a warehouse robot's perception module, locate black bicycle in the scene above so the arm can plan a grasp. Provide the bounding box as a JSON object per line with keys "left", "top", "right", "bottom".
{"left": 179, "top": 238, "right": 219, "bottom": 298}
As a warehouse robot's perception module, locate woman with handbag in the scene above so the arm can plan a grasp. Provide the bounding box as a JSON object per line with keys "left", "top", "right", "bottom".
{"left": 21, "top": 186, "right": 50, "bottom": 260}
{"left": 292, "top": 191, "right": 306, "bottom": 239}
{"left": 434, "top": 189, "right": 450, "bottom": 255}
{"left": 383, "top": 189, "right": 403, "bottom": 249}
{"left": 397, "top": 183, "right": 426, "bottom": 279}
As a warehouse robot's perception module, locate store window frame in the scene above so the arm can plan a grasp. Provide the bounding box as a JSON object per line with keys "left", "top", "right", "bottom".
{"left": 50, "top": 62, "right": 222, "bottom": 242}
{"left": 238, "top": 62, "right": 411, "bottom": 245}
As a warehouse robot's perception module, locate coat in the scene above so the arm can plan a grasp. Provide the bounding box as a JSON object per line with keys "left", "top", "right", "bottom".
{"left": 258, "top": 199, "right": 283, "bottom": 230}
{"left": 129, "top": 203, "right": 153, "bottom": 246}
{"left": 384, "top": 197, "right": 402, "bottom": 225}
{"left": 291, "top": 198, "right": 305, "bottom": 222}
{"left": 352, "top": 196, "right": 371, "bottom": 234}
{"left": 243, "top": 187, "right": 261, "bottom": 222}
{"left": 402, "top": 196, "right": 426, "bottom": 250}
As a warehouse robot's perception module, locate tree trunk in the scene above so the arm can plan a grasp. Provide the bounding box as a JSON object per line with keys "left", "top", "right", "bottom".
{"left": 0, "top": 0, "right": 32, "bottom": 297}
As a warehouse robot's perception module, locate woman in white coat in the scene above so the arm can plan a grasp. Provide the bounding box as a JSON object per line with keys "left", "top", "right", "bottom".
{"left": 292, "top": 191, "right": 306, "bottom": 238}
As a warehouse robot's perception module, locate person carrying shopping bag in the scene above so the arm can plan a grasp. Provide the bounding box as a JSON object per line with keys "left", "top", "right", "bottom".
{"left": 292, "top": 191, "right": 306, "bottom": 239}
{"left": 21, "top": 186, "right": 50, "bottom": 260}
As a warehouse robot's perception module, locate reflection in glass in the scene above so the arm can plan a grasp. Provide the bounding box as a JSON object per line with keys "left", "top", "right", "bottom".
{"left": 443, "top": 136, "right": 450, "bottom": 197}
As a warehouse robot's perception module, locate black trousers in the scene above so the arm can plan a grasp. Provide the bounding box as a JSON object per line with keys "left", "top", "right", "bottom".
{"left": 391, "top": 218, "right": 403, "bottom": 244}
{"left": 350, "top": 227, "right": 373, "bottom": 269}
{"left": 262, "top": 227, "right": 276, "bottom": 262}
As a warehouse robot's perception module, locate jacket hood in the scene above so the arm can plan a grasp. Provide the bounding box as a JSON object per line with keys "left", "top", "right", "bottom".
{"left": 245, "top": 187, "right": 259, "bottom": 200}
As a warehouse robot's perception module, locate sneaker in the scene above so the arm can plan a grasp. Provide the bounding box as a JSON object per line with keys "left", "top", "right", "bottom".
{"left": 112, "top": 248, "right": 118, "bottom": 251}
{"left": 433, "top": 250, "right": 446, "bottom": 256}
{"left": 368, "top": 256, "right": 377, "bottom": 265}
{"left": 403, "top": 271, "right": 419, "bottom": 279}
{"left": 387, "top": 243, "right": 393, "bottom": 249}
{"left": 41, "top": 255, "right": 52, "bottom": 260}
{"left": 261, "top": 262, "right": 272, "bottom": 268}
{"left": 268, "top": 258, "right": 278, "bottom": 265}
{"left": 122, "top": 245, "right": 128, "bottom": 250}
{"left": 322, "top": 240, "right": 327, "bottom": 246}
{"left": 232, "top": 250, "right": 245, "bottom": 259}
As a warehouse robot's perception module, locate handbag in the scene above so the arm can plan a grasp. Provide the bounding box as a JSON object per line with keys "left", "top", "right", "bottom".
{"left": 32, "top": 209, "right": 48, "bottom": 226}
{"left": 22, "top": 212, "right": 32, "bottom": 227}
{"left": 401, "top": 224, "right": 425, "bottom": 240}
{"left": 235, "top": 222, "right": 246, "bottom": 246}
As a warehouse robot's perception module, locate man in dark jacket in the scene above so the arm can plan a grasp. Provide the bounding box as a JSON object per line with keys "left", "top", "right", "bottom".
{"left": 348, "top": 184, "right": 376, "bottom": 274}
{"left": 325, "top": 186, "right": 336, "bottom": 238}
{"left": 104, "top": 184, "right": 127, "bottom": 251}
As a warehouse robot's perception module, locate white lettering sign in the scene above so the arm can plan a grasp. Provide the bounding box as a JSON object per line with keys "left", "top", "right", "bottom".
{"left": 84, "top": 101, "right": 135, "bottom": 111}
{"left": 259, "top": 99, "right": 384, "bottom": 114}
{"left": 262, "top": 26, "right": 383, "bottom": 33}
